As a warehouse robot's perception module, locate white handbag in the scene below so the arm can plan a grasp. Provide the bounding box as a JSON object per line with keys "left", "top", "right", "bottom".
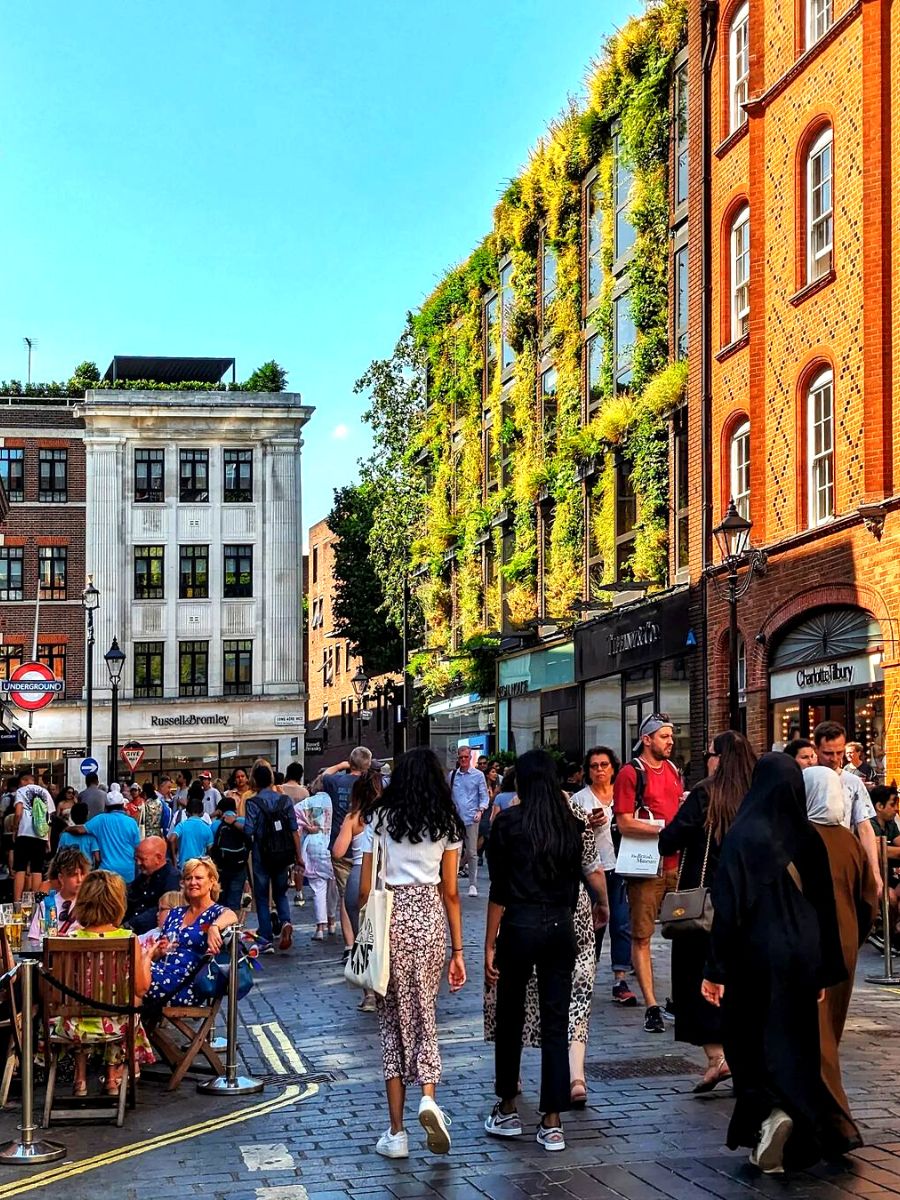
{"left": 615, "top": 814, "right": 665, "bottom": 878}
{"left": 344, "top": 824, "right": 393, "bottom": 996}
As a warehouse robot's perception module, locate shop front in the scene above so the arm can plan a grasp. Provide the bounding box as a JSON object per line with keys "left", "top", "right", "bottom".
{"left": 427, "top": 693, "right": 495, "bottom": 769}
{"left": 496, "top": 641, "right": 576, "bottom": 757}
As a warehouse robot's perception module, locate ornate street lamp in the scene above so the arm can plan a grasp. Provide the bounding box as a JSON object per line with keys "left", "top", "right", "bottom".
{"left": 350, "top": 666, "right": 369, "bottom": 746}
{"left": 104, "top": 637, "right": 126, "bottom": 783}
{"left": 81, "top": 577, "right": 100, "bottom": 762}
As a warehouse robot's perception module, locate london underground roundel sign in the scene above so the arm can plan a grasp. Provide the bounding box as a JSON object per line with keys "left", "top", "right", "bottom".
{"left": 0, "top": 661, "right": 64, "bottom": 712}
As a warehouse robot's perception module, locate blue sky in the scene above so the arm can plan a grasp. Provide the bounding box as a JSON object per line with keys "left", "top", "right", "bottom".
{"left": 0, "top": 1, "right": 639, "bottom": 537}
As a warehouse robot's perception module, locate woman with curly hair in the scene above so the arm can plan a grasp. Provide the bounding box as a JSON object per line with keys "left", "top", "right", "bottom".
{"left": 358, "top": 746, "right": 466, "bottom": 1161}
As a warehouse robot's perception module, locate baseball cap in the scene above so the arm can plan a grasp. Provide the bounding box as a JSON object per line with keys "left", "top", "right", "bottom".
{"left": 633, "top": 712, "right": 674, "bottom": 753}
{"left": 200, "top": 770, "right": 212, "bottom": 780}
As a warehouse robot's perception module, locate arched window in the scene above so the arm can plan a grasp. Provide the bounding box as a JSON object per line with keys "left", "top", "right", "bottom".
{"left": 731, "top": 205, "right": 750, "bottom": 341}
{"left": 807, "top": 367, "right": 834, "bottom": 525}
{"left": 806, "top": 126, "right": 833, "bottom": 282}
{"left": 729, "top": 3, "right": 750, "bottom": 134}
{"left": 806, "top": 0, "right": 832, "bottom": 49}
{"left": 729, "top": 419, "right": 750, "bottom": 519}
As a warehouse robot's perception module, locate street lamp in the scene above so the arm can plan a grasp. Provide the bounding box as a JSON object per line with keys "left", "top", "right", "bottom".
{"left": 81, "top": 576, "right": 99, "bottom": 762}
{"left": 104, "top": 637, "right": 126, "bottom": 784}
{"left": 706, "top": 499, "right": 767, "bottom": 732}
{"left": 350, "top": 667, "right": 369, "bottom": 747}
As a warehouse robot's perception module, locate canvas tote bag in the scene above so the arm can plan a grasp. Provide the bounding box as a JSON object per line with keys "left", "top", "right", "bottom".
{"left": 344, "top": 822, "right": 394, "bottom": 996}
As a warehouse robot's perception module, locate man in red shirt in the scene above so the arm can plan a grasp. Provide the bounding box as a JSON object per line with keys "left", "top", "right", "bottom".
{"left": 613, "top": 714, "right": 683, "bottom": 1033}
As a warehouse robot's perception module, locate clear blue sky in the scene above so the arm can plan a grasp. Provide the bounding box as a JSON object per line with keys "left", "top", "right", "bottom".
{"left": 0, "top": 1, "right": 639, "bottom": 537}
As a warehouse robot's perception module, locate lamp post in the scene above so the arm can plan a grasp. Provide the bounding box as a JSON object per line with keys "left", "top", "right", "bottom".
{"left": 350, "top": 666, "right": 369, "bottom": 748}
{"left": 706, "top": 499, "right": 767, "bottom": 731}
{"left": 81, "top": 577, "right": 99, "bottom": 762}
{"left": 104, "top": 637, "right": 126, "bottom": 784}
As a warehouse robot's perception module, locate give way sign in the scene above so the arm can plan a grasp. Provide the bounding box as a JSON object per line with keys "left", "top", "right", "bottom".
{"left": 120, "top": 743, "right": 145, "bottom": 771}
{"left": 0, "top": 661, "right": 64, "bottom": 711}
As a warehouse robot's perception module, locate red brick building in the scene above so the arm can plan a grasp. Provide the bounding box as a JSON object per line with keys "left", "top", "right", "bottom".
{"left": 688, "top": 0, "right": 899, "bottom": 778}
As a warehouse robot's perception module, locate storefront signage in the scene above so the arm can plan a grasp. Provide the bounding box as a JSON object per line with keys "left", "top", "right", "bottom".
{"left": 497, "top": 680, "right": 529, "bottom": 699}
{"left": 607, "top": 621, "right": 660, "bottom": 658}
{"left": 0, "top": 728, "right": 28, "bottom": 751}
{"left": 769, "top": 652, "right": 882, "bottom": 701}
{"left": 150, "top": 713, "right": 230, "bottom": 728}
{"left": 304, "top": 737, "right": 325, "bottom": 755}
{"left": 795, "top": 662, "right": 854, "bottom": 689}
{"left": 576, "top": 589, "right": 693, "bottom": 682}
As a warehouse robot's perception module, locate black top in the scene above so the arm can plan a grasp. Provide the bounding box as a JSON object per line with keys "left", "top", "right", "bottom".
{"left": 657, "top": 782, "right": 721, "bottom": 891}
{"left": 125, "top": 861, "right": 181, "bottom": 934}
{"left": 488, "top": 804, "right": 585, "bottom": 912}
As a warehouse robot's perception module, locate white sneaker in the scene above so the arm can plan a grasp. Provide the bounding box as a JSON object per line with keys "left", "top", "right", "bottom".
{"left": 418, "top": 1094, "right": 451, "bottom": 1154}
{"left": 375, "top": 1128, "right": 409, "bottom": 1159}
{"left": 484, "top": 1102, "right": 523, "bottom": 1138}
{"left": 468, "top": 884, "right": 478, "bottom": 897}
{"left": 536, "top": 1122, "right": 566, "bottom": 1152}
{"left": 750, "top": 1108, "right": 793, "bottom": 1173}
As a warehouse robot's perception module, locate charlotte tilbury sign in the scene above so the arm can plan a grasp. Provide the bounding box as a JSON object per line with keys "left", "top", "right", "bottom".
{"left": 769, "top": 653, "right": 882, "bottom": 701}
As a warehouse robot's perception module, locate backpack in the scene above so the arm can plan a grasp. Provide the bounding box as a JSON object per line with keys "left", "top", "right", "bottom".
{"left": 211, "top": 818, "right": 249, "bottom": 872}
{"left": 31, "top": 793, "right": 50, "bottom": 840}
{"left": 252, "top": 793, "right": 296, "bottom": 871}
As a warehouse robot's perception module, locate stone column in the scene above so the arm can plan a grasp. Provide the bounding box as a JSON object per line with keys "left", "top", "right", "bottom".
{"left": 84, "top": 436, "right": 125, "bottom": 701}
{"left": 262, "top": 437, "right": 301, "bottom": 694}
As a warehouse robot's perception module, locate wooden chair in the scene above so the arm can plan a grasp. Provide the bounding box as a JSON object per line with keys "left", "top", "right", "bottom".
{"left": 41, "top": 935, "right": 139, "bottom": 1127}
{"left": 146, "top": 993, "right": 224, "bottom": 1091}
{"left": 0, "top": 928, "right": 29, "bottom": 1108}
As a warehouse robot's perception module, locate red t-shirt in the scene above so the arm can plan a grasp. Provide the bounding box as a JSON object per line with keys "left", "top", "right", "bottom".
{"left": 613, "top": 759, "right": 684, "bottom": 871}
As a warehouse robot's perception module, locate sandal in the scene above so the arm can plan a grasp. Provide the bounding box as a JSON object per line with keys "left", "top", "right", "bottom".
{"left": 693, "top": 1057, "right": 731, "bottom": 1094}
{"left": 570, "top": 1078, "right": 587, "bottom": 1108}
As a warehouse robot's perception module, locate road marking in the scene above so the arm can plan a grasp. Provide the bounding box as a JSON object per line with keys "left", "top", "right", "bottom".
{"left": 255, "top": 1188, "right": 309, "bottom": 1200}
{"left": 250, "top": 1023, "right": 287, "bottom": 1074}
{"left": 0, "top": 1081, "right": 316, "bottom": 1198}
{"left": 240, "top": 1142, "right": 296, "bottom": 1171}
{"left": 265, "top": 1022, "right": 307, "bottom": 1074}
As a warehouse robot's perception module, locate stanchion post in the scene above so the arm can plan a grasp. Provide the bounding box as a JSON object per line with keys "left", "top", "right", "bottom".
{"left": 866, "top": 836, "right": 900, "bottom": 985}
{"left": 0, "top": 961, "right": 66, "bottom": 1164}
{"left": 197, "top": 927, "right": 263, "bottom": 1096}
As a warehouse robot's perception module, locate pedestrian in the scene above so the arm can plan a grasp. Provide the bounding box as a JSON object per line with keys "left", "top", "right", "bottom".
{"left": 78, "top": 771, "right": 107, "bottom": 820}
{"left": 57, "top": 802, "right": 100, "bottom": 866}
{"left": 169, "top": 796, "right": 214, "bottom": 870}
{"left": 332, "top": 768, "right": 382, "bottom": 1013}
{"left": 484, "top": 749, "right": 608, "bottom": 1151}
{"left": 571, "top": 746, "right": 635, "bottom": 1007}
{"left": 489, "top": 767, "right": 518, "bottom": 823}
{"left": 658, "top": 730, "right": 756, "bottom": 1092}
{"left": 783, "top": 738, "right": 817, "bottom": 768}
{"left": 322, "top": 748, "right": 374, "bottom": 949}
{"left": 702, "top": 753, "right": 848, "bottom": 1175}
{"left": 225, "top": 767, "right": 255, "bottom": 817}
{"left": 281, "top": 761, "right": 309, "bottom": 804}
{"left": 813, "top": 721, "right": 881, "bottom": 895}
{"left": 844, "top": 742, "right": 875, "bottom": 788}
{"left": 199, "top": 770, "right": 222, "bottom": 816}
{"left": 141, "top": 782, "right": 172, "bottom": 841}
{"left": 295, "top": 787, "right": 334, "bottom": 941}
{"left": 448, "top": 746, "right": 490, "bottom": 897}
{"left": 13, "top": 770, "right": 55, "bottom": 900}
{"left": 209, "top": 795, "right": 250, "bottom": 910}
{"left": 173, "top": 769, "right": 192, "bottom": 806}
{"left": 804, "top": 765, "right": 878, "bottom": 1152}
{"left": 244, "top": 762, "right": 301, "bottom": 954}
{"left": 612, "top": 714, "right": 684, "bottom": 1033}
{"left": 358, "top": 746, "right": 466, "bottom": 1160}
{"left": 76, "top": 788, "right": 142, "bottom": 883}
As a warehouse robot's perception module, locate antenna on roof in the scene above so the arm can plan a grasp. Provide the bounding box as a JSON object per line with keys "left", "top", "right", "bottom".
{"left": 23, "top": 338, "right": 36, "bottom": 386}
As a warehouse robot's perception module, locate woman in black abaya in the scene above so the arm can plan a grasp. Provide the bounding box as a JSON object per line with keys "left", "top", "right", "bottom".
{"left": 701, "top": 753, "right": 848, "bottom": 1175}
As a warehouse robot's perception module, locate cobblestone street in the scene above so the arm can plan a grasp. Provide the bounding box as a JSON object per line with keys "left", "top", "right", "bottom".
{"left": 2, "top": 893, "right": 900, "bottom": 1200}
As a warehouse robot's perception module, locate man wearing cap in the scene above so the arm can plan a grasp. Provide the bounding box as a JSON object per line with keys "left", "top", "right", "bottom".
{"left": 199, "top": 771, "right": 222, "bottom": 817}
{"left": 613, "top": 715, "right": 684, "bottom": 1033}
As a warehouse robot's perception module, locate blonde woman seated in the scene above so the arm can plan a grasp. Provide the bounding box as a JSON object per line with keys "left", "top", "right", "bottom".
{"left": 53, "top": 869, "right": 155, "bottom": 1097}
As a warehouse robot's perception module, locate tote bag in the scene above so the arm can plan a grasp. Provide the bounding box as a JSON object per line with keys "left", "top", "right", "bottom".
{"left": 615, "top": 811, "right": 665, "bottom": 878}
{"left": 344, "top": 823, "right": 393, "bottom": 996}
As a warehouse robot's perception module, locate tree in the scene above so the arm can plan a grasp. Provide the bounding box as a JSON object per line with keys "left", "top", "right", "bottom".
{"left": 244, "top": 360, "right": 287, "bottom": 392}
{"left": 329, "top": 482, "right": 404, "bottom": 676}
{"left": 68, "top": 360, "right": 100, "bottom": 391}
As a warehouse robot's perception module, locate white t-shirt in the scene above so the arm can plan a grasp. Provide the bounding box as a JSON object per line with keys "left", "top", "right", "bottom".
{"left": 838, "top": 769, "right": 875, "bottom": 830}
{"left": 570, "top": 785, "right": 616, "bottom": 871}
{"left": 15, "top": 785, "right": 55, "bottom": 839}
{"left": 202, "top": 787, "right": 222, "bottom": 816}
{"left": 369, "top": 813, "right": 462, "bottom": 886}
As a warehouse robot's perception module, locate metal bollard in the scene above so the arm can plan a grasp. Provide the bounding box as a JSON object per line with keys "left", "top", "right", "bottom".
{"left": 197, "top": 927, "right": 263, "bottom": 1095}
{"left": 0, "top": 960, "right": 66, "bottom": 1163}
{"left": 866, "top": 835, "right": 900, "bottom": 985}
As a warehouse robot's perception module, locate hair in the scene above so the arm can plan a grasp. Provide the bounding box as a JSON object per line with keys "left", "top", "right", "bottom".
{"left": 130, "top": 783, "right": 143, "bottom": 795}
{"left": 350, "top": 768, "right": 383, "bottom": 817}
{"left": 187, "top": 780, "right": 205, "bottom": 803}
{"left": 813, "top": 720, "right": 846, "bottom": 746}
{"left": 85, "top": 772, "right": 99, "bottom": 787}
{"left": 274, "top": 771, "right": 285, "bottom": 786}
{"left": 159, "top": 776, "right": 173, "bottom": 787}
{"left": 705, "top": 730, "right": 757, "bottom": 842}
{"left": 74, "top": 870, "right": 127, "bottom": 928}
{"left": 846, "top": 741, "right": 864, "bottom": 756}
{"left": 251, "top": 763, "right": 273, "bottom": 791}
{"left": 180, "top": 769, "right": 193, "bottom": 784}
{"left": 349, "top": 746, "right": 373, "bottom": 772}
{"left": 50, "top": 846, "right": 90, "bottom": 877}
{"left": 872, "top": 785, "right": 898, "bottom": 809}
{"left": 186, "top": 796, "right": 204, "bottom": 817}
{"left": 582, "top": 745, "right": 621, "bottom": 780}
{"left": 143, "top": 781, "right": 158, "bottom": 801}
{"left": 285, "top": 761, "right": 304, "bottom": 783}
{"left": 62, "top": 786, "right": 77, "bottom": 801}
{"left": 182, "top": 856, "right": 221, "bottom": 899}
{"left": 784, "top": 737, "right": 814, "bottom": 759}
{"left": 516, "top": 749, "right": 583, "bottom": 884}
{"left": 70, "top": 801, "right": 89, "bottom": 824}
{"left": 499, "top": 766, "right": 516, "bottom": 793}
{"left": 375, "top": 747, "right": 464, "bottom": 844}
{"left": 158, "top": 889, "right": 183, "bottom": 912}
{"left": 219, "top": 794, "right": 237, "bottom": 815}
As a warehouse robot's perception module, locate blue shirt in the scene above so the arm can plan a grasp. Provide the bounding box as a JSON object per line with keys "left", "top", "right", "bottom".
{"left": 449, "top": 767, "right": 490, "bottom": 825}
{"left": 85, "top": 810, "right": 142, "bottom": 883}
{"left": 173, "top": 817, "right": 214, "bottom": 868}
{"left": 58, "top": 829, "right": 101, "bottom": 861}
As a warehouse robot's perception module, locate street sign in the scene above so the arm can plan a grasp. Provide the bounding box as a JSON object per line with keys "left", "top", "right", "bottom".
{"left": 0, "top": 662, "right": 64, "bottom": 711}
{"left": 274, "top": 715, "right": 303, "bottom": 728}
{"left": 80, "top": 757, "right": 100, "bottom": 777}
{"left": 304, "top": 738, "right": 324, "bottom": 755}
{"left": 120, "top": 743, "right": 145, "bottom": 772}
{"left": 0, "top": 728, "right": 28, "bottom": 751}
{"left": 63, "top": 747, "right": 87, "bottom": 759}
{"left": 360, "top": 710, "right": 373, "bottom": 723}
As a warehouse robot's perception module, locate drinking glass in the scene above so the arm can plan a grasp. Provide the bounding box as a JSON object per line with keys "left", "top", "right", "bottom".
{"left": 20, "top": 892, "right": 34, "bottom": 920}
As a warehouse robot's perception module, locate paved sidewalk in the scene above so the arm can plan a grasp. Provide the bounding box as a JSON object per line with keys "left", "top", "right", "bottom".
{"left": 1, "top": 892, "right": 900, "bottom": 1200}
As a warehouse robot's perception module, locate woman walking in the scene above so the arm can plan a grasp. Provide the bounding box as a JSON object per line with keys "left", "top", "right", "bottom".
{"left": 332, "top": 769, "right": 382, "bottom": 1012}
{"left": 658, "top": 730, "right": 756, "bottom": 1092}
{"left": 804, "top": 765, "right": 877, "bottom": 1151}
{"left": 358, "top": 747, "right": 466, "bottom": 1160}
{"left": 702, "top": 753, "right": 847, "bottom": 1175}
{"left": 484, "top": 749, "right": 608, "bottom": 1152}
{"left": 296, "top": 788, "right": 334, "bottom": 941}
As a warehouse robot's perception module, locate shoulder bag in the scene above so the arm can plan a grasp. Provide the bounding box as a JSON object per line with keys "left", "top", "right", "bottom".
{"left": 660, "top": 826, "right": 714, "bottom": 938}
{"left": 614, "top": 762, "right": 664, "bottom": 878}
{"left": 344, "top": 821, "right": 393, "bottom": 996}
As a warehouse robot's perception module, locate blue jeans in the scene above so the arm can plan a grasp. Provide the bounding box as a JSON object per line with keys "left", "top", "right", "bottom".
{"left": 595, "top": 869, "right": 632, "bottom": 973}
{"left": 252, "top": 856, "right": 291, "bottom": 943}
{"left": 220, "top": 867, "right": 247, "bottom": 912}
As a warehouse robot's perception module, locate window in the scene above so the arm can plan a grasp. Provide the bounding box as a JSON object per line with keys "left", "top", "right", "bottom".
{"left": 674, "top": 245, "right": 689, "bottom": 359}
{"left": 614, "top": 293, "right": 636, "bottom": 392}
{"left": 541, "top": 237, "right": 557, "bottom": 330}
{"left": 586, "top": 178, "right": 603, "bottom": 305}
{"left": 540, "top": 503, "right": 555, "bottom": 613}
{"left": 224, "top": 544, "right": 253, "bottom": 598}
{"left": 0, "top": 449, "right": 24, "bottom": 502}
{"left": 39, "top": 546, "right": 67, "bottom": 600}
{"left": 0, "top": 643, "right": 23, "bottom": 680}
{"left": 730, "top": 2, "right": 749, "bottom": 133}
{"left": 310, "top": 596, "right": 324, "bottom": 629}
{"left": 541, "top": 366, "right": 558, "bottom": 455}
{"left": 586, "top": 489, "right": 604, "bottom": 597}
{"left": 134, "top": 546, "right": 165, "bottom": 600}
{"left": 499, "top": 262, "right": 515, "bottom": 373}
{"left": 312, "top": 546, "right": 318, "bottom": 584}
{"left": 37, "top": 643, "right": 65, "bottom": 691}
{"left": 134, "top": 641, "right": 164, "bottom": 698}
{"left": 807, "top": 127, "right": 833, "bottom": 282}
{"left": 224, "top": 640, "right": 252, "bottom": 696}
{"left": 0, "top": 548, "right": 23, "bottom": 601}
{"left": 482, "top": 543, "right": 496, "bottom": 627}
{"left": 673, "top": 410, "right": 690, "bottom": 572}
{"left": 179, "top": 449, "right": 209, "bottom": 502}
{"left": 614, "top": 132, "right": 635, "bottom": 260}
{"left": 615, "top": 460, "right": 637, "bottom": 581}
{"left": 38, "top": 449, "right": 67, "bottom": 502}
{"left": 807, "top": 368, "right": 834, "bottom": 525}
{"left": 484, "top": 294, "right": 499, "bottom": 394}
{"left": 135, "top": 449, "right": 164, "bottom": 503}
{"left": 731, "top": 206, "right": 750, "bottom": 341}
{"left": 340, "top": 700, "right": 347, "bottom": 741}
{"left": 223, "top": 449, "right": 253, "bottom": 502}
{"left": 179, "top": 545, "right": 209, "bottom": 599}
{"left": 335, "top": 644, "right": 342, "bottom": 676}
{"left": 806, "top": 0, "right": 832, "bottom": 47}
{"left": 587, "top": 333, "right": 603, "bottom": 417}
{"left": 179, "top": 640, "right": 209, "bottom": 697}
{"left": 674, "top": 60, "right": 689, "bottom": 207}
{"left": 730, "top": 419, "right": 751, "bottom": 520}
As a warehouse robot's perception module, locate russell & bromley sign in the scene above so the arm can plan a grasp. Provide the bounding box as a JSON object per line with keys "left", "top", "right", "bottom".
{"left": 150, "top": 713, "right": 230, "bottom": 728}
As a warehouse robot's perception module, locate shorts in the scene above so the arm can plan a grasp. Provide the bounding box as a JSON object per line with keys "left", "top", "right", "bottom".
{"left": 332, "top": 854, "right": 352, "bottom": 898}
{"left": 626, "top": 871, "right": 679, "bottom": 941}
{"left": 13, "top": 836, "right": 48, "bottom": 875}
